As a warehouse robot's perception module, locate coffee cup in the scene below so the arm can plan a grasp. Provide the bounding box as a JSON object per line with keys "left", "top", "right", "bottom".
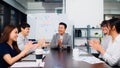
{"left": 35, "top": 48, "right": 43, "bottom": 64}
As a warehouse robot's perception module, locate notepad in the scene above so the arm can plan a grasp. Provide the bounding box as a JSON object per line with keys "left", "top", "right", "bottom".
{"left": 73, "top": 56, "right": 104, "bottom": 64}
{"left": 22, "top": 55, "right": 36, "bottom": 61}
{"left": 11, "top": 62, "right": 45, "bottom": 68}
{"left": 22, "top": 54, "right": 46, "bottom": 61}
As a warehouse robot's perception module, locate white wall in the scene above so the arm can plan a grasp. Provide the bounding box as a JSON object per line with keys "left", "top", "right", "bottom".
{"left": 3, "top": 0, "right": 27, "bottom": 14}
{"left": 27, "top": 13, "right": 72, "bottom": 41}
{"left": 66, "top": 0, "right": 103, "bottom": 28}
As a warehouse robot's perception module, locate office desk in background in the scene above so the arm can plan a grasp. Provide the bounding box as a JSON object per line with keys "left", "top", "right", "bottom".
{"left": 11, "top": 49, "right": 111, "bottom": 68}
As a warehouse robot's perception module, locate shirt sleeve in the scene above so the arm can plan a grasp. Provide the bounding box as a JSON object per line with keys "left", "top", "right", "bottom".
{"left": 102, "top": 46, "right": 120, "bottom": 66}
{"left": 63, "top": 35, "right": 72, "bottom": 48}
{"left": 50, "top": 35, "right": 58, "bottom": 48}
{"left": 103, "top": 53, "right": 119, "bottom": 66}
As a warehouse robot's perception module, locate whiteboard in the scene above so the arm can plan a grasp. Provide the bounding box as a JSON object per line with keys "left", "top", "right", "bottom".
{"left": 27, "top": 13, "right": 73, "bottom": 41}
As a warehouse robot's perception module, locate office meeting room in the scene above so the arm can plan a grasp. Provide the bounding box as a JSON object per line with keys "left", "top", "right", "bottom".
{"left": 1, "top": 0, "right": 120, "bottom": 68}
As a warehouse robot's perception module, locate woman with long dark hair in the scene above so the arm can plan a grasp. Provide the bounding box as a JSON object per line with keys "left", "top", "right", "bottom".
{"left": 89, "top": 18, "right": 120, "bottom": 66}
{"left": 0, "top": 25, "right": 33, "bottom": 68}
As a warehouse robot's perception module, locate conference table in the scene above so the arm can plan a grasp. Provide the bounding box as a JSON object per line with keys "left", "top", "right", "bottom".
{"left": 11, "top": 49, "right": 111, "bottom": 68}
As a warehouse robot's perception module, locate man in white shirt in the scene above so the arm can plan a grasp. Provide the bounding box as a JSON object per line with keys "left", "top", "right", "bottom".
{"left": 17, "top": 23, "right": 30, "bottom": 51}
{"left": 17, "top": 23, "right": 46, "bottom": 51}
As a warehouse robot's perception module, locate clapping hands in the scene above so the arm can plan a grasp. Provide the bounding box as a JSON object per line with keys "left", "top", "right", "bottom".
{"left": 88, "top": 39, "right": 105, "bottom": 55}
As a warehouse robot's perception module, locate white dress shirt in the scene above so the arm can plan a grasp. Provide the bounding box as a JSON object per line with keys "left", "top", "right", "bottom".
{"left": 101, "top": 35, "right": 111, "bottom": 51}
{"left": 102, "top": 34, "right": 120, "bottom": 66}
{"left": 99, "top": 35, "right": 111, "bottom": 58}
{"left": 17, "top": 33, "right": 28, "bottom": 51}
{"left": 50, "top": 33, "right": 72, "bottom": 48}
{"left": 60, "top": 35, "right": 63, "bottom": 42}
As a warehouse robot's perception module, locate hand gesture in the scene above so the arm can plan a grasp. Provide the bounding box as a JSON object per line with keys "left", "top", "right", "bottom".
{"left": 23, "top": 41, "right": 33, "bottom": 55}
{"left": 88, "top": 39, "right": 101, "bottom": 51}
{"left": 88, "top": 39, "right": 105, "bottom": 55}
{"left": 37, "top": 39, "right": 46, "bottom": 47}
{"left": 57, "top": 39, "right": 63, "bottom": 47}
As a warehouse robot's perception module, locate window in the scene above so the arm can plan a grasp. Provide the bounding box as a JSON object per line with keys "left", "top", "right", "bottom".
{"left": 10, "top": 10, "right": 16, "bottom": 25}
{"left": 0, "top": 4, "right": 4, "bottom": 36}
{"left": 0, "top": 4, "right": 4, "bottom": 14}
{"left": 104, "top": 14, "right": 120, "bottom": 20}
{"left": 55, "top": 8, "right": 62, "bottom": 14}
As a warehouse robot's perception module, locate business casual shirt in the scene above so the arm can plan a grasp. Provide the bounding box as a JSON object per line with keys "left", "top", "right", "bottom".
{"left": 50, "top": 33, "right": 72, "bottom": 49}
{"left": 60, "top": 35, "right": 63, "bottom": 42}
{"left": 17, "top": 33, "right": 28, "bottom": 51}
{"left": 102, "top": 34, "right": 120, "bottom": 66}
{"left": 101, "top": 35, "right": 111, "bottom": 51}
{"left": 0, "top": 43, "right": 18, "bottom": 68}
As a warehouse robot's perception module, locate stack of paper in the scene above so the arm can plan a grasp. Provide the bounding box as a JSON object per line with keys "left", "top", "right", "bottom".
{"left": 22, "top": 55, "right": 36, "bottom": 61}
{"left": 79, "top": 50, "right": 88, "bottom": 55}
{"left": 22, "top": 54, "right": 46, "bottom": 61}
{"left": 73, "top": 56, "right": 104, "bottom": 64}
{"left": 11, "top": 62, "right": 45, "bottom": 68}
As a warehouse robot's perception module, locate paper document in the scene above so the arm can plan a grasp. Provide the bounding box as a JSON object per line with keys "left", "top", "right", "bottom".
{"left": 11, "top": 62, "right": 45, "bottom": 67}
{"left": 22, "top": 54, "right": 46, "bottom": 61}
{"left": 79, "top": 50, "right": 88, "bottom": 55}
{"left": 22, "top": 55, "right": 36, "bottom": 61}
{"left": 73, "top": 56, "right": 104, "bottom": 64}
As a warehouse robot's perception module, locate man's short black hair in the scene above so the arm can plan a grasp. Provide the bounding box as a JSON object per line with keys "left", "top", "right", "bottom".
{"left": 100, "top": 20, "right": 108, "bottom": 27}
{"left": 59, "top": 22, "right": 67, "bottom": 29}
{"left": 19, "top": 23, "right": 30, "bottom": 32}
{"left": 20, "top": 23, "right": 30, "bottom": 29}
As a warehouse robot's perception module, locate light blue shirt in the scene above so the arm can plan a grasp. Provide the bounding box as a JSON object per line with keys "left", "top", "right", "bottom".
{"left": 17, "top": 33, "right": 28, "bottom": 51}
